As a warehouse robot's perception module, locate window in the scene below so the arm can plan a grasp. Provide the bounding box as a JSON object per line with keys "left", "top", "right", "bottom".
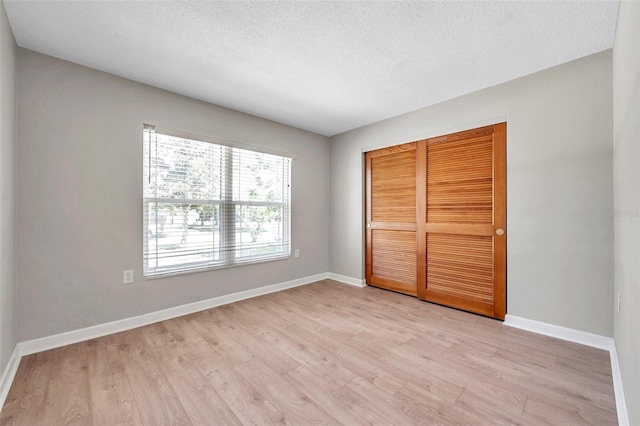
{"left": 143, "top": 125, "right": 291, "bottom": 278}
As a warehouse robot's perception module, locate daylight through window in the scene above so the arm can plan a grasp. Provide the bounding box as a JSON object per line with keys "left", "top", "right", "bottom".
{"left": 143, "top": 125, "right": 291, "bottom": 278}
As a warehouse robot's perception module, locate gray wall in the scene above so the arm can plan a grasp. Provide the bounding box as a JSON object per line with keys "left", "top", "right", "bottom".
{"left": 16, "top": 49, "right": 330, "bottom": 341}
{"left": 330, "top": 51, "right": 614, "bottom": 336}
{"left": 613, "top": 1, "right": 639, "bottom": 423}
{"left": 0, "top": 2, "right": 16, "bottom": 375}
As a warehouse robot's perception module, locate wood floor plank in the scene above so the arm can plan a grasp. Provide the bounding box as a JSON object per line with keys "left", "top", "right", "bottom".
{"left": 0, "top": 352, "right": 55, "bottom": 425}
{"left": 331, "top": 385, "right": 404, "bottom": 425}
{"left": 265, "top": 322, "right": 360, "bottom": 388}
{"left": 219, "top": 324, "right": 301, "bottom": 376}
{"left": 0, "top": 279, "right": 619, "bottom": 425}
{"left": 199, "top": 323, "right": 254, "bottom": 365}
{"left": 555, "top": 352, "right": 614, "bottom": 380}
{"left": 161, "top": 355, "right": 242, "bottom": 425}
{"left": 257, "top": 297, "right": 365, "bottom": 360}
{"left": 523, "top": 397, "right": 618, "bottom": 426}
{"left": 162, "top": 315, "right": 205, "bottom": 345}
{"left": 194, "top": 351, "right": 287, "bottom": 426}
{"left": 234, "top": 357, "right": 340, "bottom": 425}
{"left": 473, "top": 346, "right": 616, "bottom": 411}
{"left": 117, "top": 329, "right": 192, "bottom": 425}
{"left": 389, "top": 340, "right": 475, "bottom": 389}
{"left": 87, "top": 336, "right": 142, "bottom": 425}
{"left": 140, "top": 321, "right": 188, "bottom": 361}
{"left": 184, "top": 311, "right": 253, "bottom": 362}
{"left": 284, "top": 366, "right": 367, "bottom": 426}
{"left": 41, "top": 342, "right": 93, "bottom": 425}
{"left": 340, "top": 375, "right": 416, "bottom": 425}
{"left": 391, "top": 381, "right": 472, "bottom": 426}
{"left": 451, "top": 382, "right": 527, "bottom": 424}
{"left": 250, "top": 323, "right": 331, "bottom": 369}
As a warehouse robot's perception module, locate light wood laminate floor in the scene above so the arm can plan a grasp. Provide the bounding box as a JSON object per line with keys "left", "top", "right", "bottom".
{"left": 1, "top": 280, "right": 617, "bottom": 425}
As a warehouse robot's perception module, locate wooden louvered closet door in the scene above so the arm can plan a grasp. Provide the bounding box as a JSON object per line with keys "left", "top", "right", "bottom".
{"left": 365, "top": 123, "right": 506, "bottom": 320}
{"left": 365, "top": 143, "right": 418, "bottom": 296}
{"left": 421, "top": 124, "right": 506, "bottom": 319}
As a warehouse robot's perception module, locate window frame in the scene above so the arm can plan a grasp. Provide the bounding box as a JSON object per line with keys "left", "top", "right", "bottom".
{"left": 143, "top": 124, "right": 293, "bottom": 279}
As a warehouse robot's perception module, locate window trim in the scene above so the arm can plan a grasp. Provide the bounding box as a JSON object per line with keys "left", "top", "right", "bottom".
{"left": 143, "top": 124, "right": 292, "bottom": 279}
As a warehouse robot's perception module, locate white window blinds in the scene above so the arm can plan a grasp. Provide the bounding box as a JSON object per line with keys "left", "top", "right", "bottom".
{"left": 143, "top": 125, "right": 291, "bottom": 278}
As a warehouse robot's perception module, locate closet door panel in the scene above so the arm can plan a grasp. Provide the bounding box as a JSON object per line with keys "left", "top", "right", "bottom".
{"left": 366, "top": 143, "right": 417, "bottom": 296}
{"left": 422, "top": 124, "right": 506, "bottom": 319}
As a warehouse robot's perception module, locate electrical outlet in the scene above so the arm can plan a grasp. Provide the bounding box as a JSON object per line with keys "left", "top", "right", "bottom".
{"left": 294, "top": 249, "right": 300, "bottom": 258}
{"left": 123, "top": 270, "right": 133, "bottom": 284}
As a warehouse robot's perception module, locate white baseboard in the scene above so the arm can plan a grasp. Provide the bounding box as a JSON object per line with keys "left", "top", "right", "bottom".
{"left": 504, "top": 314, "right": 629, "bottom": 425}
{"left": 327, "top": 273, "right": 367, "bottom": 288}
{"left": 503, "top": 314, "right": 613, "bottom": 350}
{"left": 0, "top": 345, "right": 22, "bottom": 410}
{"left": 609, "top": 342, "right": 631, "bottom": 426}
{"left": 18, "top": 272, "right": 328, "bottom": 357}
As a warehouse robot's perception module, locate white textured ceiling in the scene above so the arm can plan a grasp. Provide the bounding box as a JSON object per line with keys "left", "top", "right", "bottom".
{"left": 4, "top": 1, "right": 619, "bottom": 136}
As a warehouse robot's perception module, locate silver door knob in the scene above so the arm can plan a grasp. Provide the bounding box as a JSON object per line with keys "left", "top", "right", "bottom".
{"left": 496, "top": 228, "right": 504, "bottom": 236}
{"left": 367, "top": 223, "right": 371, "bottom": 228}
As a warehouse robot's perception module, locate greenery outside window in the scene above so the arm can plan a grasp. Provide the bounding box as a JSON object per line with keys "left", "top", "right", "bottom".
{"left": 143, "top": 125, "right": 291, "bottom": 278}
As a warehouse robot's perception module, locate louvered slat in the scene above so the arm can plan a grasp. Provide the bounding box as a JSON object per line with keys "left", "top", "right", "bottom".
{"left": 371, "top": 149, "right": 416, "bottom": 223}
{"left": 372, "top": 230, "right": 417, "bottom": 285}
{"left": 427, "top": 234, "right": 493, "bottom": 303}
{"left": 427, "top": 136, "right": 493, "bottom": 224}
